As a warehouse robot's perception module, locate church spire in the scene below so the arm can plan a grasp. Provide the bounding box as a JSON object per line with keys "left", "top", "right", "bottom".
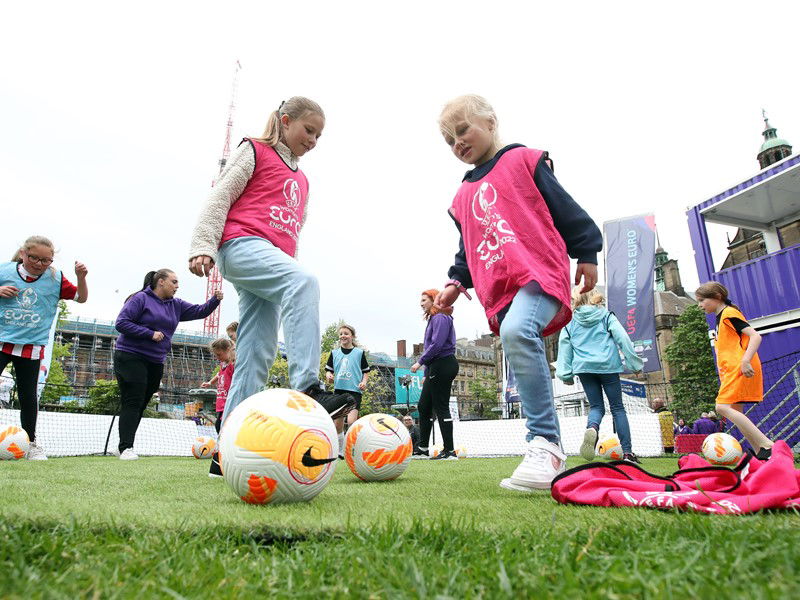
{"left": 758, "top": 110, "right": 792, "bottom": 169}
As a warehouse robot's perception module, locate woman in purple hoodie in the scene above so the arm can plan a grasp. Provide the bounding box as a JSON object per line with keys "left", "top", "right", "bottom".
{"left": 411, "top": 289, "right": 459, "bottom": 460}
{"left": 113, "top": 269, "right": 222, "bottom": 460}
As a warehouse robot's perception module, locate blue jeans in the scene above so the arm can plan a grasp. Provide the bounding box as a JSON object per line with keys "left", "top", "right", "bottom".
{"left": 217, "top": 237, "right": 321, "bottom": 421}
{"left": 499, "top": 281, "right": 561, "bottom": 444}
{"left": 577, "top": 372, "right": 632, "bottom": 453}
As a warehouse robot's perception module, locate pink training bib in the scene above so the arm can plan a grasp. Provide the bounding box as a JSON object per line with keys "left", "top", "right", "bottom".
{"left": 450, "top": 147, "right": 571, "bottom": 336}
{"left": 221, "top": 140, "right": 309, "bottom": 257}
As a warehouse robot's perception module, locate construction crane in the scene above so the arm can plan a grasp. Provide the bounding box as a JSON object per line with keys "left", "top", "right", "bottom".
{"left": 203, "top": 60, "right": 241, "bottom": 337}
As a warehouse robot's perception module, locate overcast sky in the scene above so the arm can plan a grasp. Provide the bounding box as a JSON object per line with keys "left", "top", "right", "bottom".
{"left": 2, "top": 1, "right": 798, "bottom": 356}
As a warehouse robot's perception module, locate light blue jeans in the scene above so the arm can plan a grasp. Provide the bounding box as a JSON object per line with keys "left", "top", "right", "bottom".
{"left": 217, "top": 237, "right": 321, "bottom": 421}
{"left": 499, "top": 281, "right": 561, "bottom": 444}
{"left": 578, "top": 372, "right": 632, "bottom": 454}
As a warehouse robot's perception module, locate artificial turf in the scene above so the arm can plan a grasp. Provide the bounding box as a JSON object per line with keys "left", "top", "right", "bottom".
{"left": 1, "top": 456, "right": 798, "bottom": 598}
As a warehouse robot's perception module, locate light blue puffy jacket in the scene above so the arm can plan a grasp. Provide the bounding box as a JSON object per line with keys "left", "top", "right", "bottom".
{"left": 555, "top": 305, "right": 644, "bottom": 381}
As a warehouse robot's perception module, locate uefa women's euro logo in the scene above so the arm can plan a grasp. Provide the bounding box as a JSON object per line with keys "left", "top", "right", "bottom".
{"left": 472, "top": 182, "right": 497, "bottom": 221}
{"left": 17, "top": 288, "right": 37, "bottom": 310}
{"left": 283, "top": 178, "right": 301, "bottom": 208}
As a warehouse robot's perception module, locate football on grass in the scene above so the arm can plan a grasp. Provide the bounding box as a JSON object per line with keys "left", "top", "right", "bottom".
{"left": 344, "top": 413, "right": 412, "bottom": 481}
{"left": 596, "top": 435, "right": 623, "bottom": 460}
{"left": 702, "top": 432, "right": 743, "bottom": 466}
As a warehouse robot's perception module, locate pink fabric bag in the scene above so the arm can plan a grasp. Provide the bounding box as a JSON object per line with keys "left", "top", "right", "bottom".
{"left": 551, "top": 441, "right": 800, "bottom": 514}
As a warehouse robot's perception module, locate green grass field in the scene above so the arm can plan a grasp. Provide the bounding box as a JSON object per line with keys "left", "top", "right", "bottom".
{"left": 2, "top": 455, "right": 799, "bottom": 599}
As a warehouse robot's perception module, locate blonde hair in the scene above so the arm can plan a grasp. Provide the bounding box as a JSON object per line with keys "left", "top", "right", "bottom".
{"left": 254, "top": 96, "right": 325, "bottom": 147}
{"left": 571, "top": 287, "right": 605, "bottom": 309}
{"left": 12, "top": 235, "right": 57, "bottom": 279}
{"left": 12, "top": 235, "right": 54, "bottom": 262}
{"left": 338, "top": 324, "right": 358, "bottom": 347}
{"left": 438, "top": 94, "right": 500, "bottom": 146}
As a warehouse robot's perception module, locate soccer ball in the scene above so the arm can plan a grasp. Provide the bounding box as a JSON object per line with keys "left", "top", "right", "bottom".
{"left": 0, "top": 426, "right": 30, "bottom": 460}
{"left": 454, "top": 446, "right": 468, "bottom": 458}
{"left": 218, "top": 389, "right": 338, "bottom": 504}
{"left": 596, "top": 435, "right": 623, "bottom": 460}
{"left": 702, "top": 433, "right": 743, "bottom": 466}
{"left": 191, "top": 436, "right": 216, "bottom": 459}
{"left": 344, "top": 413, "right": 413, "bottom": 481}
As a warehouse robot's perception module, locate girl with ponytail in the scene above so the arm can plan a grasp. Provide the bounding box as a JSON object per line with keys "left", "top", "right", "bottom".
{"left": 187, "top": 96, "right": 355, "bottom": 430}
{"left": 695, "top": 282, "right": 773, "bottom": 459}
{"left": 113, "top": 269, "right": 222, "bottom": 460}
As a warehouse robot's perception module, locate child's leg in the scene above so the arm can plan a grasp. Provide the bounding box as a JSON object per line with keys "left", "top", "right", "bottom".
{"left": 577, "top": 373, "right": 605, "bottom": 430}
{"left": 220, "top": 285, "right": 279, "bottom": 422}
{"left": 10, "top": 355, "right": 40, "bottom": 443}
{"left": 716, "top": 403, "right": 773, "bottom": 451}
{"left": 602, "top": 373, "right": 632, "bottom": 454}
{"left": 498, "top": 281, "right": 561, "bottom": 444}
{"left": 219, "top": 237, "right": 320, "bottom": 393}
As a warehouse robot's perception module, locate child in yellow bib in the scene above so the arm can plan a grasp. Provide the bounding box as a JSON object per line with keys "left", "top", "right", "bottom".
{"left": 696, "top": 282, "right": 773, "bottom": 459}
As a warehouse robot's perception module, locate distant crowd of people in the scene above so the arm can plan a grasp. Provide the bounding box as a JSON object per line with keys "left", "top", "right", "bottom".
{"left": 674, "top": 412, "right": 725, "bottom": 436}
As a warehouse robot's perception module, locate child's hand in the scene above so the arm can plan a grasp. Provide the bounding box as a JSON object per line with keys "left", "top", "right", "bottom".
{"left": 434, "top": 286, "right": 459, "bottom": 310}
{"left": 74, "top": 261, "right": 88, "bottom": 278}
{"left": 200, "top": 381, "right": 211, "bottom": 388}
{"left": 325, "top": 372, "right": 334, "bottom": 383}
{"left": 575, "top": 263, "right": 597, "bottom": 293}
{"left": 0, "top": 286, "right": 19, "bottom": 298}
{"left": 358, "top": 381, "right": 367, "bottom": 391}
{"left": 741, "top": 360, "right": 755, "bottom": 377}
{"left": 189, "top": 255, "right": 215, "bottom": 277}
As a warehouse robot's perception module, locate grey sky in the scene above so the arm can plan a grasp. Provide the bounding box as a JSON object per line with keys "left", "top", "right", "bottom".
{"left": 2, "top": 1, "right": 798, "bottom": 355}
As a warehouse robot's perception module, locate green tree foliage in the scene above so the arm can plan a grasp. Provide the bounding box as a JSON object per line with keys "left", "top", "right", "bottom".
{"left": 664, "top": 304, "right": 719, "bottom": 422}
{"left": 41, "top": 341, "right": 73, "bottom": 405}
{"left": 468, "top": 376, "right": 501, "bottom": 420}
{"left": 359, "top": 367, "right": 393, "bottom": 417}
{"left": 268, "top": 353, "right": 289, "bottom": 389}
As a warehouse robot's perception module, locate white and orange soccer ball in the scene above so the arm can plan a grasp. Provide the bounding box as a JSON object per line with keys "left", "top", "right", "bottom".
{"left": 0, "top": 426, "right": 30, "bottom": 460}
{"left": 702, "top": 432, "right": 743, "bottom": 466}
{"left": 454, "top": 446, "right": 468, "bottom": 458}
{"left": 191, "top": 436, "right": 216, "bottom": 459}
{"left": 345, "top": 413, "right": 413, "bottom": 481}
{"left": 217, "top": 389, "right": 338, "bottom": 504}
{"left": 596, "top": 435, "right": 623, "bottom": 460}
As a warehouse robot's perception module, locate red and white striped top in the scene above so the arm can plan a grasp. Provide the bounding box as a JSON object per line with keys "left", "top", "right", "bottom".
{"left": 0, "top": 266, "right": 77, "bottom": 361}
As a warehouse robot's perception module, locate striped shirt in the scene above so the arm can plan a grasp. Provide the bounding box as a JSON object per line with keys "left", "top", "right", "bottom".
{"left": 0, "top": 264, "right": 77, "bottom": 361}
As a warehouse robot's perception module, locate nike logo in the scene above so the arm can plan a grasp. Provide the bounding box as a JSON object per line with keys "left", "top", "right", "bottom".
{"left": 377, "top": 417, "right": 403, "bottom": 441}
{"left": 301, "top": 447, "right": 337, "bottom": 467}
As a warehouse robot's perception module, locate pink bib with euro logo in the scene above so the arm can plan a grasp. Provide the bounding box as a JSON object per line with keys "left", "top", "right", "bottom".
{"left": 221, "top": 139, "right": 309, "bottom": 257}
{"left": 449, "top": 147, "right": 571, "bottom": 336}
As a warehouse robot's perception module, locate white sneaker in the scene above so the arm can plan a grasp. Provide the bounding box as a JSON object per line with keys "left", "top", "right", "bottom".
{"left": 26, "top": 442, "right": 48, "bottom": 461}
{"left": 119, "top": 448, "right": 139, "bottom": 460}
{"left": 499, "top": 436, "right": 566, "bottom": 492}
{"left": 580, "top": 427, "right": 598, "bottom": 462}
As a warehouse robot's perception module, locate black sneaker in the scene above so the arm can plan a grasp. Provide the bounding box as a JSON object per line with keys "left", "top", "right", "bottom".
{"left": 623, "top": 453, "right": 641, "bottom": 464}
{"left": 303, "top": 386, "right": 356, "bottom": 419}
{"left": 208, "top": 452, "right": 223, "bottom": 478}
{"left": 430, "top": 449, "right": 458, "bottom": 461}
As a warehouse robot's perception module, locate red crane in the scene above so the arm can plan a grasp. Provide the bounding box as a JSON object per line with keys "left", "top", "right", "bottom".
{"left": 203, "top": 60, "right": 241, "bottom": 337}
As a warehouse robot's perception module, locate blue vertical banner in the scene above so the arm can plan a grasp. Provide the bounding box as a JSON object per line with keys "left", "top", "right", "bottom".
{"left": 504, "top": 358, "right": 520, "bottom": 403}
{"left": 604, "top": 215, "right": 661, "bottom": 373}
{"left": 394, "top": 368, "right": 424, "bottom": 407}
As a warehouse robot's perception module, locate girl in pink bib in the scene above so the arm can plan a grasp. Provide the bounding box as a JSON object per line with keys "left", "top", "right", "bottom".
{"left": 188, "top": 97, "right": 355, "bottom": 433}
{"left": 435, "top": 95, "right": 602, "bottom": 492}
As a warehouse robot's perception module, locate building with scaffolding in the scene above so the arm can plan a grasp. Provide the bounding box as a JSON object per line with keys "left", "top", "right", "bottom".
{"left": 55, "top": 317, "right": 217, "bottom": 411}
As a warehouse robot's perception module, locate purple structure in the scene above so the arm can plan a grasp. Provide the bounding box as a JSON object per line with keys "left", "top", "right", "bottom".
{"left": 686, "top": 153, "right": 800, "bottom": 449}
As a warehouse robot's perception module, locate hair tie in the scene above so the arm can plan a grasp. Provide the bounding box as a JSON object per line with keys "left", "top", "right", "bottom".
{"left": 724, "top": 298, "right": 732, "bottom": 305}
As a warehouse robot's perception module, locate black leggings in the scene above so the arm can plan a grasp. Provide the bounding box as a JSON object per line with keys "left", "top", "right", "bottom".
{"left": 113, "top": 350, "right": 164, "bottom": 453}
{"left": 418, "top": 354, "right": 459, "bottom": 451}
{"left": 0, "top": 353, "right": 41, "bottom": 443}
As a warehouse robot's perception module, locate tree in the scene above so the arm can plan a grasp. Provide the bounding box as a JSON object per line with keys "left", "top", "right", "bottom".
{"left": 664, "top": 305, "right": 719, "bottom": 422}
{"left": 359, "top": 366, "right": 393, "bottom": 417}
{"left": 468, "top": 376, "right": 501, "bottom": 420}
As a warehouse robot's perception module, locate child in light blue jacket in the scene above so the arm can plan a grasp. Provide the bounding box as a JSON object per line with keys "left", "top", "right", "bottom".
{"left": 556, "top": 288, "right": 643, "bottom": 462}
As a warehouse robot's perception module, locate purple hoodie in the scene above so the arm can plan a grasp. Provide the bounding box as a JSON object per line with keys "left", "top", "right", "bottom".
{"left": 692, "top": 418, "right": 717, "bottom": 435}
{"left": 115, "top": 288, "right": 220, "bottom": 364}
{"left": 418, "top": 313, "right": 456, "bottom": 366}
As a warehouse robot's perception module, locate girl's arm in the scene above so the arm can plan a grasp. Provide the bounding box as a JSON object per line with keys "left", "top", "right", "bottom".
{"left": 359, "top": 353, "right": 370, "bottom": 390}
{"left": 188, "top": 142, "right": 255, "bottom": 274}
{"left": 437, "top": 214, "right": 473, "bottom": 309}
{"left": 555, "top": 329, "right": 575, "bottom": 383}
{"left": 325, "top": 353, "right": 334, "bottom": 383}
{"left": 74, "top": 261, "right": 88, "bottom": 303}
{"left": 201, "top": 373, "right": 220, "bottom": 388}
{"left": 740, "top": 327, "right": 761, "bottom": 377}
{"left": 608, "top": 314, "right": 644, "bottom": 372}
